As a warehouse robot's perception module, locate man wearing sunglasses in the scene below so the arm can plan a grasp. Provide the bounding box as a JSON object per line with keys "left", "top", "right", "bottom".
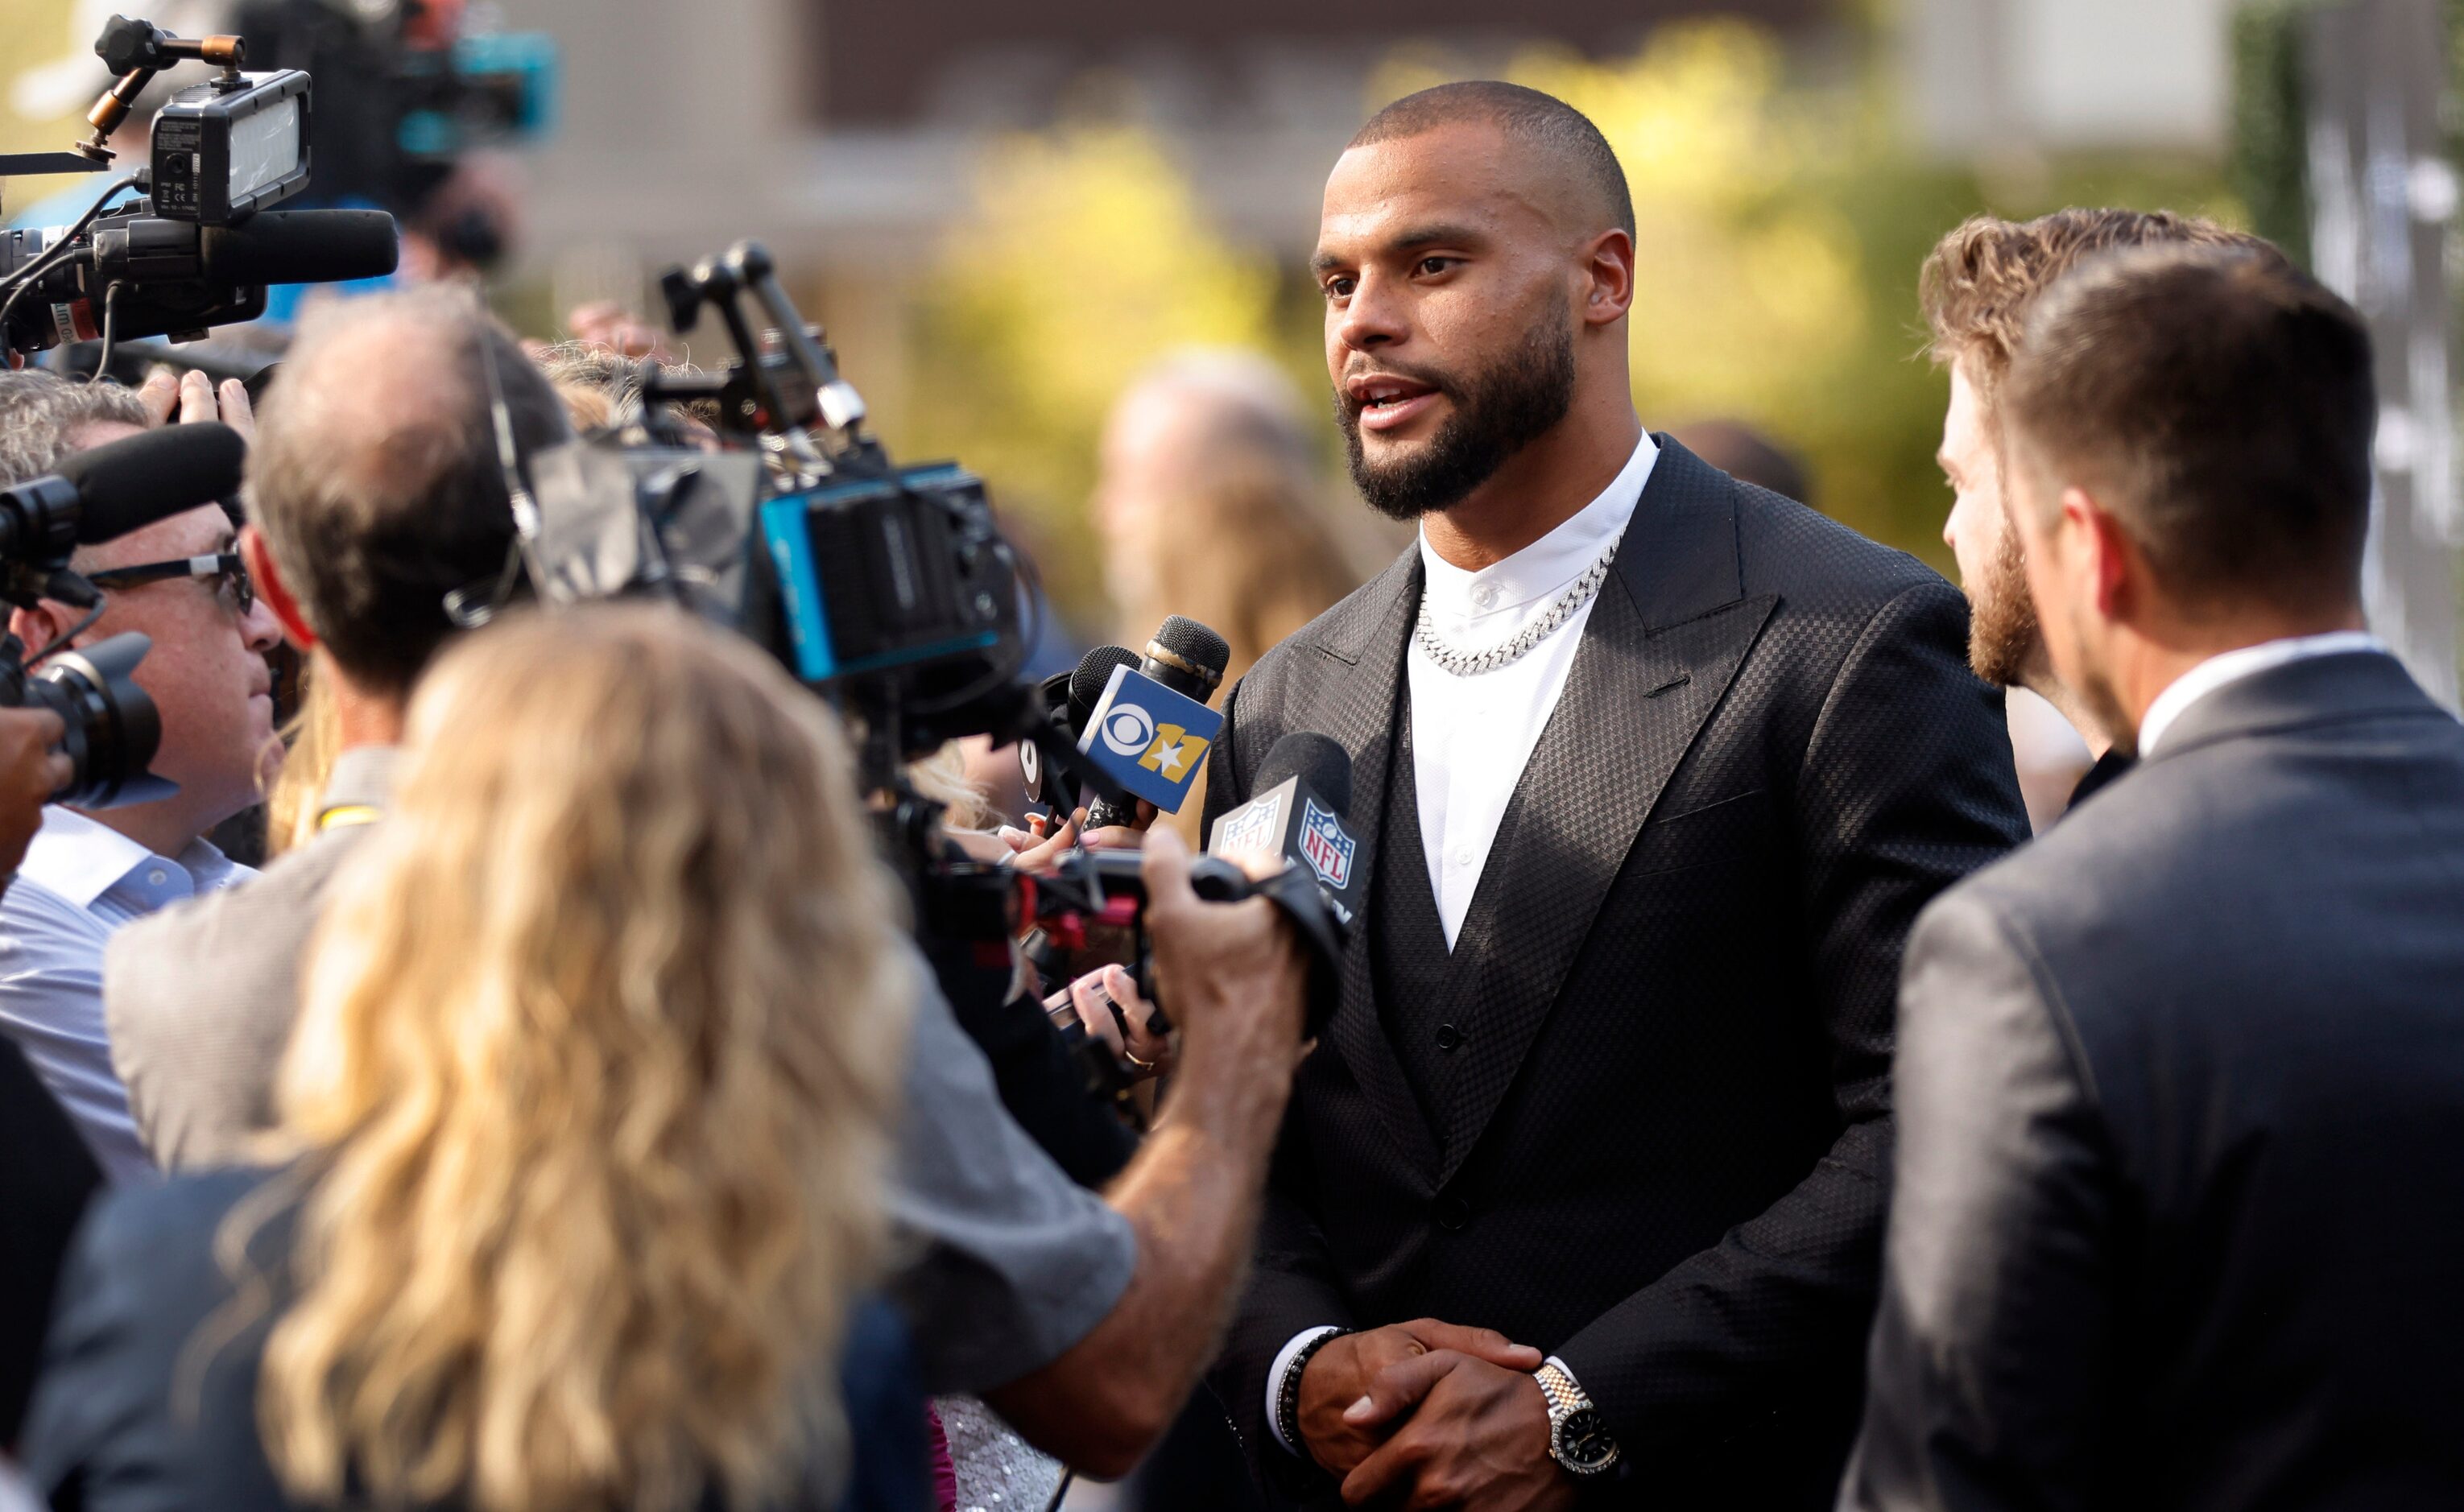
{"left": 0, "top": 369, "right": 283, "bottom": 1183}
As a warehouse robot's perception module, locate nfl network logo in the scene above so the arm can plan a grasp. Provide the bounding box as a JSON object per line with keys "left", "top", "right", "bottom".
{"left": 1299, "top": 799, "right": 1356, "bottom": 890}
{"left": 1213, "top": 791, "right": 1284, "bottom": 859}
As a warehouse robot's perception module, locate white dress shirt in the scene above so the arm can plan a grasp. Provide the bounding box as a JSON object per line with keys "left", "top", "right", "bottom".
{"left": 2137, "top": 631, "right": 2392, "bottom": 758}
{"left": 1408, "top": 433, "right": 1658, "bottom": 946}
{"left": 1263, "top": 432, "right": 1658, "bottom": 1455}
{"left": 0, "top": 806, "right": 253, "bottom": 1184}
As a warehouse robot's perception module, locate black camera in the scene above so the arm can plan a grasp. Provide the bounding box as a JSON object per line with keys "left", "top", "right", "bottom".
{"left": 0, "top": 635, "right": 166, "bottom": 810}
{"left": 0, "top": 15, "right": 399, "bottom": 359}
{"left": 0, "top": 424, "right": 245, "bottom": 809}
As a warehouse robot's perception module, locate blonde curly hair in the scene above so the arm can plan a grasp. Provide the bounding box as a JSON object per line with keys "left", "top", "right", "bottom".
{"left": 254, "top": 603, "right": 915, "bottom": 1512}
{"left": 1918, "top": 209, "right": 2280, "bottom": 411}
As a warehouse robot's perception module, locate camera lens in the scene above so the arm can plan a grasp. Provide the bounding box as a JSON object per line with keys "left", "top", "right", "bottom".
{"left": 31, "top": 632, "right": 172, "bottom": 809}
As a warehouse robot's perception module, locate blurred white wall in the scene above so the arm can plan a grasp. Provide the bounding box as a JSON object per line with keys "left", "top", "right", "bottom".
{"left": 1902, "top": 0, "right": 2235, "bottom": 157}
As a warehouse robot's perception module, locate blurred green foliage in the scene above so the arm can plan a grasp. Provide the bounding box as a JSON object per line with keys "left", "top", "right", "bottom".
{"left": 899, "top": 17, "right": 2241, "bottom": 619}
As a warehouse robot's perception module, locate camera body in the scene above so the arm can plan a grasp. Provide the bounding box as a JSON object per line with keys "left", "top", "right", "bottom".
{"left": 759, "top": 462, "right": 1016, "bottom": 688}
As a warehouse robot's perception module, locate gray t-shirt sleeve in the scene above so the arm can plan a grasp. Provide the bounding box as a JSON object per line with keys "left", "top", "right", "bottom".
{"left": 887, "top": 967, "right": 1139, "bottom": 1396}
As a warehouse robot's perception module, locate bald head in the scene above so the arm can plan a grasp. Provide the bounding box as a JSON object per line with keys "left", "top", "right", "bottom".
{"left": 1352, "top": 81, "right": 1634, "bottom": 239}
{"left": 249, "top": 286, "right": 568, "bottom": 692}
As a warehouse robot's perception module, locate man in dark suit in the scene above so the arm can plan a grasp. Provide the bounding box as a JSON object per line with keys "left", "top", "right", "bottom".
{"left": 1842, "top": 246, "right": 2464, "bottom": 1510}
{"left": 1201, "top": 81, "right": 2029, "bottom": 1509}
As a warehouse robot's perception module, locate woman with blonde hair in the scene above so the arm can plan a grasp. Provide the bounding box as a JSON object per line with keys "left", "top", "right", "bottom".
{"left": 20, "top": 604, "right": 928, "bottom": 1512}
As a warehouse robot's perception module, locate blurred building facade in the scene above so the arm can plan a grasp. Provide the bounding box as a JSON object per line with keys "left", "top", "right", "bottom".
{"left": 1900, "top": 0, "right": 2238, "bottom": 157}
{"left": 499, "top": 0, "right": 1835, "bottom": 282}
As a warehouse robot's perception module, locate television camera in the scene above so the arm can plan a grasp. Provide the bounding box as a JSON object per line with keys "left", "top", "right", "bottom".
{"left": 491, "top": 240, "right": 1349, "bottom": 1044}
{"left": 0, "top": 14, "right": 400, "bottom": 359}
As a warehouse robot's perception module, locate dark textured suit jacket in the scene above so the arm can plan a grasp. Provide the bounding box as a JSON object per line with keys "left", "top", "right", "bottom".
{"left": 1842, "top": 650, "right": 2464, "bottom": 1512}
{"left": 1201, "top": 438, "right": 2029, "bottom": 1505}
{"left": 0, "top": 1032, "right": 98, "bottom": 1449}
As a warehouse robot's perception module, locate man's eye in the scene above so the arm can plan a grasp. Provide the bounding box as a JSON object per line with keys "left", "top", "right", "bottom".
{"left": 1416, "top": 257, "right": 1457, "bottom": 276}
{"left": 1325, "top": 276, "right": 1355, "bottom": 300}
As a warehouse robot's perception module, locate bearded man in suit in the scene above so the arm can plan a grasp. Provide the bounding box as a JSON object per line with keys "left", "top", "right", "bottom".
{"left": 1200, "top": 81, "right": 2029, "bottom": 1509}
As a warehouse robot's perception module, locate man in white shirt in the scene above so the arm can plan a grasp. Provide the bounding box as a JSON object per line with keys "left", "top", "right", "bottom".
{"left": 1844, "top": 238, "right": 2464, "bottom": 1512}
{"left": 0, "top": 372, "right": 283, "bottom": 1182}
{"left": 1203, "top": 82, "right": 2028, "bottom": 1509}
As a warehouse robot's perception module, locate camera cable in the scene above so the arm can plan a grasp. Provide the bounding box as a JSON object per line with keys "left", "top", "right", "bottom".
{"left": 23, "top": 601, "right": 105, "bottom": 668}
{"left": 81, "top": 283, "right": 125, "bottom": 387}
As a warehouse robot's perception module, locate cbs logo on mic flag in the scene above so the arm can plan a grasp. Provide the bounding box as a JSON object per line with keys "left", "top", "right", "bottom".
{"left": 1077, "top": 663, "right": 1224, "bottom": 813}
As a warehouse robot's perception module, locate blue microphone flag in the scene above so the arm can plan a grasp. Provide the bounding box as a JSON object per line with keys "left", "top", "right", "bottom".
{"left": 1077, "top": 663, "right": 1224, "bottom": 813}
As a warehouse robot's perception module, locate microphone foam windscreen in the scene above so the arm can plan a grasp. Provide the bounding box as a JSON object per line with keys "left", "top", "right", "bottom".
{"left": 56, "top": 423, "right": 246, "bottom": 543}
{"left": 1068, "top": 644, "right": 1142, "bottom": 729}
{"left": 1152, "top": 614, "right": 1231, "bottom": 680}
{"left": 1255, "top": 731, "right": 1353, "bottom": 818}
{"left": 200, "top": 209, "right": 400, "bottom": 287}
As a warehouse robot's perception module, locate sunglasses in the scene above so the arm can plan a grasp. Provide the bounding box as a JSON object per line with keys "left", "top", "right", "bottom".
{"left": 87, "top": 551, "right": 254, "bottom": 616}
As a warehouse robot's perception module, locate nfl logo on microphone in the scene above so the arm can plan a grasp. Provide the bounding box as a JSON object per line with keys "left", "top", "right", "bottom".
{"left": 1300, "top": 799, "right": 1356, "bottom": 889}
{"left": 1211, "top": 791, "right": 1284, "bottom": 858}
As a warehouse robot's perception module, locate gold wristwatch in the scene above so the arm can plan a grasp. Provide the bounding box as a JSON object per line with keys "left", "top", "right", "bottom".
{"left": 1535, "top": 1360, "right": 1619, "bottom": 1477}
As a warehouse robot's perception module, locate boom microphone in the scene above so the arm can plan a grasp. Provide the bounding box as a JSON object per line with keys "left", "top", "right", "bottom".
{"left": 197, "top": 209, "right": 401, "bottom": 286}
{"left": 56, "top": 423, "right": 248, "bottom": 543}
{"left": 1207, "top": 731, "right": 1367, "bottom": 928}
{"left": 0, "top": 423, "right": 249, "bottom": 568}
{"left": 1085, "top": 615, "right": 1230, "bottom": 831}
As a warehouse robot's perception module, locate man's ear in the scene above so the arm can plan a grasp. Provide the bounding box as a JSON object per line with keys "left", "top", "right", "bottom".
{"left": 241, "top": 526, "right": 316, "bottom": 651}
{"left": 2065, "top": 489, "right": 2143, "bottom": 622}
{"left": 8, "top": 598, "right": 84, "bottom": 655}
{"left": 1581, "top": 228, "right": 1636, "bottom": 326}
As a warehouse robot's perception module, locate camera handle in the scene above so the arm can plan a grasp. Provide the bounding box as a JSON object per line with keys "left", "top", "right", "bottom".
{"left": 80, "top": 17, "right": 248, "bottom": 166}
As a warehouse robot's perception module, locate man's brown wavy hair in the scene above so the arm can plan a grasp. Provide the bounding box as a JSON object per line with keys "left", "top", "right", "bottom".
{"left": 1919, "top": 209, "right": 2284, "bottom": 411}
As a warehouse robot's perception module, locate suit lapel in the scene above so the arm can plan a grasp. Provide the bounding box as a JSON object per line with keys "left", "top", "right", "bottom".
{"left": 1434, "top": 439, "right": 1776, "bottom": 1184}
{"left": 1292, "top": 552, "right": 1445, "bottom": 1179}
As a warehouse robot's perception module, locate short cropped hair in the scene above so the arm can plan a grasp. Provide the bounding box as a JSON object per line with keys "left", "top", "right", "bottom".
{"left": 249, "top": 287, "right": 570, "bottom": 695}
{"left": 0, "top": 370, "right": 148, "bottom": 486}
{"left": 1920, "top": 209, "right": 2284, "bottom": 412}
{"left": 2003, "top": 245, "right": 2375, "bottom": 617}
{"left": 1352, "top": 81, "right": 1635, "bottom": 238}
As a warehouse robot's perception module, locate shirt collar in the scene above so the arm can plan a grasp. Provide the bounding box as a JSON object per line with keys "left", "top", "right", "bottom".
{"left": 2136, "top": 630, "right": 2390, "bottom": 758}
{"left": 16, "top": 805, "right": 235, "bottom": 911}
{"left": 1417, "top": 432, "right": 1658, "bottom": 627}
{"left": 319, "top": 744, "right": 402, "bottom": 816}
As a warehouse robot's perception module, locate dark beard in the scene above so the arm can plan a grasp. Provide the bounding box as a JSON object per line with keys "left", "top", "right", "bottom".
{"left": 1966, "top": 506, "right": 2042, "bottom": 688}
{"left": 1336, "top": 308, "right": 1577, "bottom": 521}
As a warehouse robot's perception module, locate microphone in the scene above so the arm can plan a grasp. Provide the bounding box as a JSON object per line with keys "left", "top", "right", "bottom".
{"left": 56, "top": 423, "right": 248, "bottom": 542}
{"left": 1206, "top": 731, "right": 1367, "bottom": 929}
{"left": 1085, "top": 615, "right": 1230, "bottom": 832}
{"left": 0, "top": 423, "right": 248, "bottom": 567}
{"left": 198, "top": 210, "right": 401, "bottom": 286}
{"left": 1021, "top": 644, "right": 1139, "bottom": 811}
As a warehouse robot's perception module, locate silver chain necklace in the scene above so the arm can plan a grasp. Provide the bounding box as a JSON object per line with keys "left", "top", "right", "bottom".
{"left": 1414, "top": 529, "right": 1624, "bottom": 677}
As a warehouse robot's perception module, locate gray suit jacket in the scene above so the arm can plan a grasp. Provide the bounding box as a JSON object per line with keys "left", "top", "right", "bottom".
{"left": 103, "top": 747, "right": 398, "bottom": 1171}
{"left": 1843, "top": 650, "right": 2464, "bottom": 1511}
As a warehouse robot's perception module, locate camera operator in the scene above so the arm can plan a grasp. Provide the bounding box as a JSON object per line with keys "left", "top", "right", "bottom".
{"left": 0, "top": 370, "right": 282, "bottom": 1184}
{"left": 106, "top": 285, "right": 1316, "bottom": 1477}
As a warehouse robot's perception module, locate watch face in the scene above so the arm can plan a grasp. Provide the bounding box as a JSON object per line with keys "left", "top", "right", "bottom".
{"left": 1555, "top": 1407, "right": 1617, "bottom": 1472}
